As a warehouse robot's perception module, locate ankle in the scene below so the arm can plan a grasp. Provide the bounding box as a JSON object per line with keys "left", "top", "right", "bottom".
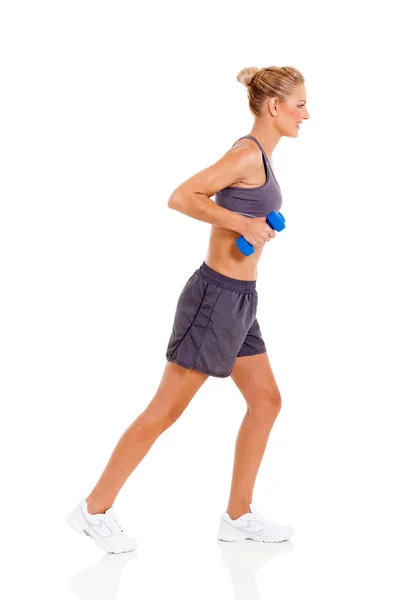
{"left": 226, "top": 504, "right": 251, "bottom": 520}
{"left": 85, "top": 496, "right": 112, "bottom": 515}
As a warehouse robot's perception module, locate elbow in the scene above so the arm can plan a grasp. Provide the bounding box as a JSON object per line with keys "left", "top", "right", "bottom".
{"left": 168, "top": 190, "right": 184, "bottom": 210}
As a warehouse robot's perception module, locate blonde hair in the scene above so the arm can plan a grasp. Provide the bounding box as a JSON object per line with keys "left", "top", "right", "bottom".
{"left": 236, "top": 66, "right": 305, "bottom": 117}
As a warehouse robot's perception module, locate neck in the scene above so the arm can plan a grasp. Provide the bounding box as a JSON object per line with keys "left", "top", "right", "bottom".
{"left": 248, "top": 121, "right": 281, "bottom": 159}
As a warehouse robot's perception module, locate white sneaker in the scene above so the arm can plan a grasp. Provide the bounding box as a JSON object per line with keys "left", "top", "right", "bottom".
{"left": 217, "top": 503, "right": 294, "bottom": 543}
{"left": 65, "top": 500, "right": 137, "bottom": 553}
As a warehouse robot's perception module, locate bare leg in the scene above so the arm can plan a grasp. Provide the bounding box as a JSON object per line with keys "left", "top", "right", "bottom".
{"left": 85, "top": 362, "right": 208, "bottom": 514}
{"left": 226, "top": 352, "right": 281, "bottom": 520}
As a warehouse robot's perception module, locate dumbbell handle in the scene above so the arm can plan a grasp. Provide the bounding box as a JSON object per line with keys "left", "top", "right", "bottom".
{"left": 236, "top": 211, "right": 286, "bottom": 256}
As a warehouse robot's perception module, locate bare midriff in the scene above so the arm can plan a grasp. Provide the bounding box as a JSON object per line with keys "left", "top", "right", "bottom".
{"left": 204, "top": 219, "right": 265, "bottom": 281}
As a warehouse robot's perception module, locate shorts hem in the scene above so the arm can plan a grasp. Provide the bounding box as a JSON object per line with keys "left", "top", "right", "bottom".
{"left": 236, "top": 349, "right": 267, "bottom": 358}
{"left": 166, "top": 356, "right": 231, "bottom": 378}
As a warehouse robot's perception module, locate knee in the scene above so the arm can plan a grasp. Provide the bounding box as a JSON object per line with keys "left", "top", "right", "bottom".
{"left": 247, "top": 388, "right": 282, "bottom": 417}
{"left": 138, "top": 407, "right": 183, "bottom": 434}
{"left": 162, "top": 407, "right": 184, "bottom": 429}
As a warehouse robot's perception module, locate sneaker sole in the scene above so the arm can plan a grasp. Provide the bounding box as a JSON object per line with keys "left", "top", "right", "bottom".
{"left": 217, "top": 519, "right": 293, "bottom": 543}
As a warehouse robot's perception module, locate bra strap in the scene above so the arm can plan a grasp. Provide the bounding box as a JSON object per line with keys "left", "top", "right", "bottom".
{"left": 232, "top": 135, "right": 269, "bottom": 173}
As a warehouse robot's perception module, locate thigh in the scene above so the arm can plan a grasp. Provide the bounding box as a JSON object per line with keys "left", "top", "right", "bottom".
{"left": 145, "top": 360, "right": 209, "bottom": 423}
{"left": 230, "top": 352, "right": 281, "bottom": 411}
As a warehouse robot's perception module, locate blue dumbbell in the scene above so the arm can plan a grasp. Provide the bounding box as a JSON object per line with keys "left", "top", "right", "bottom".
{"left": 236, "top": 211, "right": 286, "bottom": 256}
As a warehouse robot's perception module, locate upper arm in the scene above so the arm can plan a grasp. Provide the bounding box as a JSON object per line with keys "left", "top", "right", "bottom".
{"left": 168, "top": 144, "right": 261, "bottom": 204}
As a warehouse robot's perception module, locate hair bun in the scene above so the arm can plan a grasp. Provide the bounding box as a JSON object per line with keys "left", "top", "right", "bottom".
{"left": 236, "top": 66, "right": 259, "bottom": 87}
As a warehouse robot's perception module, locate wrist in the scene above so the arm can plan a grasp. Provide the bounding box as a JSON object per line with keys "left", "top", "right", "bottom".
{"left": 237, "top": 214, "right": 250, "bottom": 236}
{"left": 228, "top": 213, "right": 249, "bottom": 236}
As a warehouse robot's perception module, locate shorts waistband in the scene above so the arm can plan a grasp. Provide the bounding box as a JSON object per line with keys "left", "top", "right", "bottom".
{"left": 198, "top": 261, "right": 256, "bottom": 293}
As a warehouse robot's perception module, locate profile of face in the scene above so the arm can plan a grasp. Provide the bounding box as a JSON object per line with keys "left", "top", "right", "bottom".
{"left": 269, "top": 83, "right": 309, "bottom": 138}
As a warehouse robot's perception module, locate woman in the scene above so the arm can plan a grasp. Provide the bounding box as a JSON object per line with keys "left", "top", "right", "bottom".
{"left": 66, "top": 65, "right": 309, "bottom": 553}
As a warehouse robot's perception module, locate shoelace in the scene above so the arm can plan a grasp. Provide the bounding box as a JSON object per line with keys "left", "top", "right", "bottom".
{"left": 257, "top": 516, "right": 272, "bottom": 525}
{"left": 104, "top": 515, "right": 124, "bottom": 533}
{"left": 249, "top": 512, "right": 272, "bottom": 526}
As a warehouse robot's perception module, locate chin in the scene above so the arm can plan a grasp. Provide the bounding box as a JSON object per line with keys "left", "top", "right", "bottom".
{"left": 281, "top": 127, "right": 299, "bottom": 138}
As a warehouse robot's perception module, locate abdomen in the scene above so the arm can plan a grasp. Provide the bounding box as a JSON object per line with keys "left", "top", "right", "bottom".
{"left": 204, "top": 225, "right": 263, "bottom": 280}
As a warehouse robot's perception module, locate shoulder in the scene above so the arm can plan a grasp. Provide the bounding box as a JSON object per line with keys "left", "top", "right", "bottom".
{"left": 169, "top": 138, "right": 262, "bottom": 200}
{"left": 227, "top": 139, "right": 263, "bottom": 169}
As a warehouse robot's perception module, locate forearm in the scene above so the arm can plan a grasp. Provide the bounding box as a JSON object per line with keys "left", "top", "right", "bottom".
{"left": 168, "top": 192, "right": 249, "bottom": 234}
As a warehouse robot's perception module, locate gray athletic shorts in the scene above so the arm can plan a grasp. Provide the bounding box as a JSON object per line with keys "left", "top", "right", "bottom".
{"left": 166, "top": 261, "right": 266, "bottom": 378}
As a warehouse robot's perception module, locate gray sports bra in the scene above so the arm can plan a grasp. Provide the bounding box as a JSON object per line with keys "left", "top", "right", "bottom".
{"left": 214, "top": 135, "right": 282, "bottom": 218}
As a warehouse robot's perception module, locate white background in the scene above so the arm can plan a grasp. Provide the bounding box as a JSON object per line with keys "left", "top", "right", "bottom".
{"left": 1, "top": 1, "right": 399, "bottom": 598}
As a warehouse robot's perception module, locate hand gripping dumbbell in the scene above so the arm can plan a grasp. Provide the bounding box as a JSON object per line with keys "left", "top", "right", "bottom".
{"left": 236, "top": 211, "right": 286, "bottom": 256}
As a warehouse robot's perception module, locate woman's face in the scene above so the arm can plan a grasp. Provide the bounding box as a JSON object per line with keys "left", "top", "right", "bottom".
{"left": 276, "top": 83, "right": 309, "bottom": 137}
